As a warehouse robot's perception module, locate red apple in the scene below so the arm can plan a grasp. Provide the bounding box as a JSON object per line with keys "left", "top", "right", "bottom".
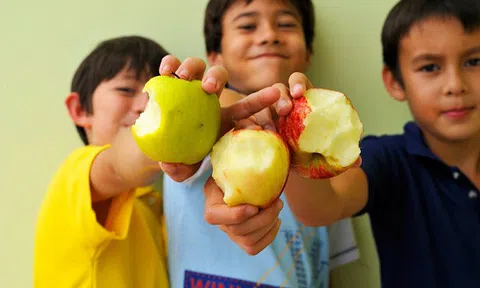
{"left": 277, "top": 88, "right": 363, "bottom": 179}
{"left": 210, "top": 129, "right": 290, "bottom": 208}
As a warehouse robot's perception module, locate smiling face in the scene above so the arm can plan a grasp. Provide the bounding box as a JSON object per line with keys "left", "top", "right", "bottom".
{"left": 82, "top": 67, "right": 151, "bottom": 146}
{"left": 208, "top": 0, "right": 311, "bottom": 95}
{"left": 385, "top": 16, "right": 480, "bottom": 143}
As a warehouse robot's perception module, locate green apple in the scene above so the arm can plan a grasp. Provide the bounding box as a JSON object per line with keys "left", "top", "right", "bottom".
{"left": 132, "top": 75, "right": 221, "bottom": 165}
{"left": 211, "top": 129, "right": 290, "bottom": 208}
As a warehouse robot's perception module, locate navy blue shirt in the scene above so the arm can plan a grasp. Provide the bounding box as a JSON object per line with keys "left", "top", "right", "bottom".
{"left": 358, "top": 122, "right": 480, "bottom": 288}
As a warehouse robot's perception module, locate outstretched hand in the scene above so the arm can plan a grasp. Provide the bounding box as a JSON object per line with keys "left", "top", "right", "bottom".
{"left": 157, "top": 55, "right": 281, "bottom": 182}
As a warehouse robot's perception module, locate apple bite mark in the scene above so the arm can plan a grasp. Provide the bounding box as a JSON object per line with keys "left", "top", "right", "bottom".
{"left": 211, "top": 129, "right": 290, "bottom": 208}
{"left": 131, "top": 75, "right": 221, "bottom": 165}
{"left": 278, "top": 88, "right": 363, "bottom": 179}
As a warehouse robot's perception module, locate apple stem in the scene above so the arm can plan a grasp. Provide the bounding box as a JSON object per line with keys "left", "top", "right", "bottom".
{"left": 170, "top": 72, "right": 180, "bottom": 79}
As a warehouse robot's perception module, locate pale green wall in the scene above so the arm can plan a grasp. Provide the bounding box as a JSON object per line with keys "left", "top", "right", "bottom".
{"left": 0, "top": 0, "right": 409, "bottom": 287}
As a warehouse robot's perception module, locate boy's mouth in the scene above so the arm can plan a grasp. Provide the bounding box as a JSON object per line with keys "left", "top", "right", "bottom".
{"left": 250, "top": 53, "right": 288, "bottom": 59}
{"left": 441, "top": 106, "right": 475, "bottom": 119}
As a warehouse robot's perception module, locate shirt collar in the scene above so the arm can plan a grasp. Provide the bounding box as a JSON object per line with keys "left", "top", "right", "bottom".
{"left": 404, "top": 121, "right": 439, "bottom": 160}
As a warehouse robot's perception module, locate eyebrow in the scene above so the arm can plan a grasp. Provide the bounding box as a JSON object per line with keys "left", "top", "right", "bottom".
{"left": 463, "top": 46, "right": 480, "bottom": 57}
{"left": 412, "top": 46, "right": 480, "bottom": 64}
{"left": 232, "top": 9, "right": 299, "bottom": 22}
{"left": 412, "top": 53, "right": 443, "bottom": 64}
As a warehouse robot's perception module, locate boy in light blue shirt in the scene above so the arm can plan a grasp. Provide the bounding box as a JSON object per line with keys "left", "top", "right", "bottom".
{"left": 163, "top": 1, "right": 331, "bottom": 287}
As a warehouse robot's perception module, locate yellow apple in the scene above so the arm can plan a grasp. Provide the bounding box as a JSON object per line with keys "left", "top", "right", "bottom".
{"left": 211, "top": 129, "right": 290, "bottom": 208}
{"left": 132, "top": 75, "right": 221, "bottom": 165}
{"left": 277, "top": 88, "right": 363, "bottom": 179}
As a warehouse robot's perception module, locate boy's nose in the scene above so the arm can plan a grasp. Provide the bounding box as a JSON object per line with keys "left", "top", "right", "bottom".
{"left": 444, "top": 68, "right": 467, "bottom": 96}
{"left": 259, "top": 23, "right": 280, "bottom": 45}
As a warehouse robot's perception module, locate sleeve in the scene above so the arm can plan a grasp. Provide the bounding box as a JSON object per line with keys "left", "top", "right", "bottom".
{"left": 355, "top": 136, "right": 405, "bottom": 217}
{"left": 35, "top": 146, "right": 136, "bottom": 255}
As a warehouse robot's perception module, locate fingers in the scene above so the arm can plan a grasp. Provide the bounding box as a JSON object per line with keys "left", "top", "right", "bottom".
{"left": 202, "top": 65, "right": 229, "bottom": 96}
{"left": 252, "top": 108, "right": 276, "bottom": 131}
{"left": 203, "top": 177, "right": 259, "bottom": 225}
{"left": 203, "top": 176, "right": 283, "bottom": 255}
{"left": 159, "top": 55, "right": 207, "bottom": 81}
{"left": 220, "top": 87, "right": 280, "bottom": 135}
{"left": 235, "top": 118, "right": 263, "bottom": 130}
{"left": 160, "top": 161, "right": 202, "bottom": 182}
{"left": 159, "top": 55, "right": 182, "bottom": 76}
{"left": 288, "top": 72, "right": 313, "bottom": 99}
{"left": 226, "top": 219, "right": 282, "bottom": 255}
{"left": 272, "top": 83, "right": 293, "bottom": 117}
{"left": 220, "top": 199, "right": 283, "bottom": 236}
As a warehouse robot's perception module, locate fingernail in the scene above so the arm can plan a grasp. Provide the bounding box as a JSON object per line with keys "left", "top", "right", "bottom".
{"left": 277, "top": 99, "right": 289, "bottom": 110}
{"left": 293, "top": 84, "right": 303, "bottom": 95}
{"left": 246, "top": 206, "right": 258, "bottom": 216}
{"left": 177, "top": 69, "right": 189, "bottom": 80}
{"left": 161, "top": 64, "right": 172, "bottom": 75}
{"left": 203, "top": 77, "right": 217, "bottom": 89}
{"left": 161, "top": 163, "right": 178, "bottom": 174}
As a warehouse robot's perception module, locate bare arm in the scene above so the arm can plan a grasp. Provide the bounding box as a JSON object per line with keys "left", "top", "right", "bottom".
{"left": 284, "top": 167, "right": 368, "bottom": 226}
{"left": 89, "top": 127, "right": 162, "bottom": 203}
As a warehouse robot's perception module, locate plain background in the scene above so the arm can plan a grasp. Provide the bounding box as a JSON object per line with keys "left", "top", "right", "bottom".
{"left": 0, "top": 0, "right": 412, "bottom": 287}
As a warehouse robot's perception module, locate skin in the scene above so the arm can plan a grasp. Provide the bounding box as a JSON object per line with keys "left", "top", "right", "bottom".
{"left": 66, "top": 55, "right": 282, "bottom": 226}
{"left": 284, "top": 16, "right": 480, "bottom": 227}
{"left": 203, "top": 0, "right": 313, "bottom": 255}
{"left": 206, "top": 15, "right": 480, "bottom": 252}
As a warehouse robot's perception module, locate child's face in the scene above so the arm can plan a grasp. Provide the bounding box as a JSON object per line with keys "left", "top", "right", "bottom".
{"left": 84, "top": 68, "right": 150, "bottom": 145}
{"left": 208, "top": 0, "right": 310, "bottom": 95}
{"left": 392, "top": 16, "right": 480, "bottom": 142}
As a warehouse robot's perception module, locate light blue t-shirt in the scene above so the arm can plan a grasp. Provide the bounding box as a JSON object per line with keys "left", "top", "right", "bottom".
{"left": 164, "top": 167, "right": 329, "bottom": 288}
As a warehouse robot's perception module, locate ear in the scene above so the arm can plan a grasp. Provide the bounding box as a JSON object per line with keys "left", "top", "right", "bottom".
{"left": 65, "top": 92, "right": 92, "bottom": 128}
{"left": 382, "top": 65, "right": 405, "bottom": 102}
{"left": 207, "top": 51, "right": 224, "bottom": 67}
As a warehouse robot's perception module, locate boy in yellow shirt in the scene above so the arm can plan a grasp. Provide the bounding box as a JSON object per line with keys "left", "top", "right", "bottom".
{"left": 34, "top": 35, "right": 281, "bottom": 288}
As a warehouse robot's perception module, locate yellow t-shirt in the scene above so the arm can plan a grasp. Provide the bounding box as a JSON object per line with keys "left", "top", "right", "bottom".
{"left": 34, "top": 146, "right": 169, "bottom": 288}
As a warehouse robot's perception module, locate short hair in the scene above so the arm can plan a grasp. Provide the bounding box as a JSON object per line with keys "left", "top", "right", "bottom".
{"left": 204, "top": 0, "right": 315, "bottom": 54}
{"left": 381, "top": 0, "right": 480, "bottom": 85}
{"left": 71, "top": 36, "right": 168, "bottom": 144}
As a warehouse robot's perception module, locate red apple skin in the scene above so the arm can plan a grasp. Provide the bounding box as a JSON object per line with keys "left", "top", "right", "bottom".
{"left": 277, "top": 96, "right": 355, "bottom": 179}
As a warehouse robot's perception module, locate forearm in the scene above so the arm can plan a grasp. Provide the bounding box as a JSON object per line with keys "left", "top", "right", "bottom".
{"left": 284, "top": 168, "right": 368, "bottom": 226}
{"left": 90, "top": 128, "right": 162, "bottom": 202}
{"left": 284, "top": 172, "right": 343, "bottom": 226}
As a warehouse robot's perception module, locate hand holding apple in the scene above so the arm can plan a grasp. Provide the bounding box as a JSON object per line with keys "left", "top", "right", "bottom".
{"left": 276, "top": 73, "right": 363, "bottom": 179}
{"left": 203, "top": 176, "right": 283, "bottom": 255}
{"left": 131, "top": 55, "right": 281, "bottom": 182}
{"left": 210, "top": 129, "right": 290, "bottom": 208}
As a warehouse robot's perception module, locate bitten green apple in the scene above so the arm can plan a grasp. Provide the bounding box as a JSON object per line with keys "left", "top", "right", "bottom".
{"left": 211, "top": 129, "right": 290, "bottom": 208}
{"left": 277, "top": 88, "right": 363, "bottom": 179}
{"left": 132, "top": 75, "right": 221, "bottom": 165}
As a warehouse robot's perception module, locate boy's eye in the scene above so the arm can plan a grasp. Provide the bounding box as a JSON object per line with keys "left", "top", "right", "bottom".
{"left": 419, "top": 64, "right": 440, "bottom": 73}
{"left": 238, "top": 24, "right": 256, "bottom": 31}
{"left": 465, "top": 58, "right": 480, "bottom": 67}
{"left": 278, "top": 22, "right": 297, "bottom": 28}
{"left": 116, "top": 87, "right": 136, "bottom": 95}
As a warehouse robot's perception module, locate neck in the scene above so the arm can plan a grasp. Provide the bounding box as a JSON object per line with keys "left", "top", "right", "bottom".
{"left": 423, "top": 130, "right": 480, "bottom": 183}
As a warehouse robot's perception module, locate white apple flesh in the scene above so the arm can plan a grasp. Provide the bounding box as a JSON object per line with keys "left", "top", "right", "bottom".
{"left": 211, "top": 129, "right": 290, "bottom": 208}
{"left": 132, "top": 75, "right": 221, "bottom": 165}
{"left": 277, "top": 88, "right": 363, "bottom": 179}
